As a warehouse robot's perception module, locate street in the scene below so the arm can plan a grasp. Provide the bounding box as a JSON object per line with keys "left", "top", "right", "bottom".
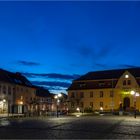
{"left": 0, "top": 115, "right": 140, "bottom": 139}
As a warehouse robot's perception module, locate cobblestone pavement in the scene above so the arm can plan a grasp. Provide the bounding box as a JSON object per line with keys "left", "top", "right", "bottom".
{"left": 0, "top": 115, "right": 140, "bottom": 139}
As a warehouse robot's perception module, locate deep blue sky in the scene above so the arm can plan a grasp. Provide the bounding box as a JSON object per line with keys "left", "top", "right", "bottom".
{"left": 0, "top": 1, "right": 140, "bottom": 93}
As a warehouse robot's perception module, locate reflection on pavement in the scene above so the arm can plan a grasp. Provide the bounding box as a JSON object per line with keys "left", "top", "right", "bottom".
{"left": 0, "top": 118, "right": 10, "bottom": 126}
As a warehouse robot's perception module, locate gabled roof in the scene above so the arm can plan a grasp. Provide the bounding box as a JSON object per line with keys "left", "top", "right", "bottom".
{"left": 68, "top": 68, "right": 140, "bottom": 90}
{"left": 0, "top": 69, "right": 33, "bottom": 87}
{"left": 75, "top": 68, "right": 140, "bottom": 81}
{"left": 35, "top": 86, "right": 51, "bottom": 97}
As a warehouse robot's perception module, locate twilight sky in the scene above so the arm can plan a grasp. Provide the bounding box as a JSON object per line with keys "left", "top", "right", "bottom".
{"left": 0, "top": 1, "right": 140, "bottom": 93}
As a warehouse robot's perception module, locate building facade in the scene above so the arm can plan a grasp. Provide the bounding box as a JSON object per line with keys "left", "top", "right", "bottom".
{"left": 67, "top": 68, "right": 140, "bottom": 112}
{"left": 0, "top": 69, "right": 36, "bottom": 114}
{"left": 35, "top": 86, "right": 53, "bottom": 116}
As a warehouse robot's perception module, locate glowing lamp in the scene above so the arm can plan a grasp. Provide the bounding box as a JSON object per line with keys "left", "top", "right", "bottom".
{"left": 2, "top": 99, "right": 6, "bottom": 103}
{"left": 76, "top": 107, "right": 80, "bottom": 111}
{"left": 58, "top": 93, "right": 62, "bottom": 97}
{"left": 125, "top": 74, "right": 129, "bottom": 78}
{"left": 130, "top": 91, "right": 135, "bottom": 95}
{"left": 54, "top": 95, "right": 58, "bottom": 99}
{"left": 100, "top": 107, "right": 103, "bottom": 111}
{"left": 136, "top": 93, "right": 140, "bottom": 97}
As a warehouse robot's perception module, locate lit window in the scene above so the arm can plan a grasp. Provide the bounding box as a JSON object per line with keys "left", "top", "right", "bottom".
{"left": 21, "top": 96, "right": 23, "bottom": 100}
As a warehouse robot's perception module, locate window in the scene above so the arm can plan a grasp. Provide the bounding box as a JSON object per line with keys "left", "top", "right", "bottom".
{"left": 21, "top": 96, "right": 23, "bottom": 100}
{"left": 3, "top": 86, "right": 6, "bottom": 94}
{"left": 123, "top": 80, "right": 126, "bottom": 85}
{"left": 79, "top": 83, "right": 86, "bottom": 87}
{"left": 100, "top": 102, "right": 103, "bottom": 107}
{"left": 90, "top": 102, "right": 93, "bottom": 108}
{"left": 26, "top": 88, "right": 28, "bottom": 93}
{"left": 13, "top": 88, "right": 15, "bottom": 93}
{"left": 71, "top": 92, "right": 75, "bottom": 98}
{"left": 128, "top": 80, "right": 131, "bottom": 85}
{"left": 77, "top": 101, "right": 79, "bottom": 105}
{"left": 90, "top": 91, "right": 93, "bottom": 97}
{"left": 80, "top": 92, "right": 84, "bottom": 98}
{"left": 17, "top": 87, "right": 19, "bottom": 91}
{"left": 110, "top": 91, "right": 114, "bottom": 97}
{"left": 100, "top": 91, "right": 103, "bottom": 97}
{"left": 8, "top": 86, "right": 11, "bottom": 95}
{"left": 80, "top": 102, "right": 84, "bottom": 108}
{"left": 99, "top": 81, "right": 105, "bottom": 87}
{"left": 21, "top": 88, "right": 23, "bottom": 92}
{"left": 71, "top": 102, "right": 75, "bottom": 108}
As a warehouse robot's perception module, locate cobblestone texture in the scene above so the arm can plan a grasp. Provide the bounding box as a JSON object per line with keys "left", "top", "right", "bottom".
{"left": 0, "top": 115, "right": 140, "bottom": 139}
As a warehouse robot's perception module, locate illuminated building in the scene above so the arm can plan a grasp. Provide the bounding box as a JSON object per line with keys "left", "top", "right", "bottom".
{"left": 0, "top": 69, "right": 36, "bottom": 114}
{"left": 67, "top": 68, "right": 140, "bottom": 112}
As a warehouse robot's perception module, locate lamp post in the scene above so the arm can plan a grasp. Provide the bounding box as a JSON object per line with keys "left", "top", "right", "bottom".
{"left": 54, "top": 93, "right": 62, "bottom": 118}
{"left": 130, "top": 90, "right": 139, "bottom": 118}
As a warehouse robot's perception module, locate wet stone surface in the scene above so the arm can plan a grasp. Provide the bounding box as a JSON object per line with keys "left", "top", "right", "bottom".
{"left": 0, "top": 115, "right": 140, "bottom": 139}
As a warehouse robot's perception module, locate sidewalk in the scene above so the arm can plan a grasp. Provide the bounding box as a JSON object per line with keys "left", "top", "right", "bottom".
{"left": 0, "top": 113, "right": 24, "bottom": 118}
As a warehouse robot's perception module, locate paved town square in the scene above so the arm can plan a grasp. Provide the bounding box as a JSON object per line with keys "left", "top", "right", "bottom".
{"left": 0, "top": 115, "right": 140, "bottom": 139}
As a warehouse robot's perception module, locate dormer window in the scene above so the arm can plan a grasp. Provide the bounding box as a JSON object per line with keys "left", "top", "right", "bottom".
{"left": 99, "top": 81, "right": 105, "bottom": 87}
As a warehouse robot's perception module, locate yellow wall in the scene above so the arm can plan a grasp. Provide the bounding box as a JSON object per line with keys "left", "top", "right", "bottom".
{"left": 14, "top": 85, "right": 36, "bottom": 106}
{"left": 68, "top": 71, "right": 140, "bottom": 112}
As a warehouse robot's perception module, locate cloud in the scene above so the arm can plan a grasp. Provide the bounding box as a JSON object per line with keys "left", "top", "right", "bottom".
{"left": 31, "top": 81, "right": 71, "bottom": 88}
{"left": 22, "top": 72, "right": 80, "bottom": 93}
{"left": 22, "top": 72, "right": 80, "bottom": 80}
{"left": 17, "top": 61, "right": 41, "bottom": 66}
{"left": 78, "top": 45, "right": 94, "bottom": 58}
{"left": 117, "top": 64, "right": 140, "bottom": 69}
{"left": 94, "top": 63, "right": 108, "bottom": 68}
{"left": 76, "top": 43, "right": 113, "bottom": 64}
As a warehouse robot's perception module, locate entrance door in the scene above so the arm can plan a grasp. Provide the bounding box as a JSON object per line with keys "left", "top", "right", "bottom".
{"left": 123, "top": 97, "right": 130, "bottom": 110}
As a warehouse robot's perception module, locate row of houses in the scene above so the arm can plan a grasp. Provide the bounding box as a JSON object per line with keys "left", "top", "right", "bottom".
{"left": 2, "top": 67, "right": 140, "bottom": 115}
{"left": 0, "top": 69, "right": 68, "bottom": 115}
{"left": 67, "top": 68, "right": 140, "bottom": 113}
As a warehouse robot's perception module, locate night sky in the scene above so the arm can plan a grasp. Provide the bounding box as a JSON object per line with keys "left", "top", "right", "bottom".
{"left": 0, "top": 1, "right": 140, "bottom": 93}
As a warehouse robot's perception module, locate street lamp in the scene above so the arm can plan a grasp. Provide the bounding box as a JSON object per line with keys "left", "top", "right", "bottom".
{"left": 130, "top": 90, "right": 139, "bottom": 118}
{"left": 54, "top": 93, "right": 62, "bottom": 117}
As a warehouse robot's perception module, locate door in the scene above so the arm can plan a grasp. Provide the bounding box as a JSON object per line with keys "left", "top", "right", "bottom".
{"left": 123, "top": 97, "right": 130, "bottom": 110}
